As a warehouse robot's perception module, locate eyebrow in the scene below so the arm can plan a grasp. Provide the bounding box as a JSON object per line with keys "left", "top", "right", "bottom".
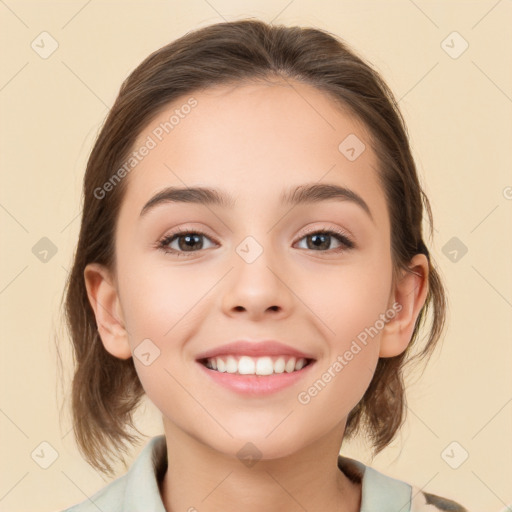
{"left": 140, "top": 182, "right": 374, "bottom": 222}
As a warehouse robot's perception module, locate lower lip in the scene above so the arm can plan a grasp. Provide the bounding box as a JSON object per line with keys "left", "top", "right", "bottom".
{"left": 196, "top": 360, "right": 316, "bottom": 396}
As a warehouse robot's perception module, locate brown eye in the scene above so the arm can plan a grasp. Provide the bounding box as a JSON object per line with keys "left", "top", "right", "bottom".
{"left": 295, "top": 229, "right": 354, "bottom": 253}
{"left": 157, "top": 230, "right": 216, "bottom": 257}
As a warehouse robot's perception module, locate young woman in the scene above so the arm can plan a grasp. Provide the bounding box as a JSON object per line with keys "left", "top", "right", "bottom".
{"left": 61, "top": 18, "right": 469, "bottom": 511}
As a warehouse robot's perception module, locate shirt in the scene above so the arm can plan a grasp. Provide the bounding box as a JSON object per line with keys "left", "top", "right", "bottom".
{"left": 62, "top": 435, "right": 469, "bottom": 512}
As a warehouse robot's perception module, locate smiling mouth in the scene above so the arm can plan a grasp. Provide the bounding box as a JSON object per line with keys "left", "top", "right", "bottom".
{"left": 198, "top": 355, "right": 315, "bottom": 376}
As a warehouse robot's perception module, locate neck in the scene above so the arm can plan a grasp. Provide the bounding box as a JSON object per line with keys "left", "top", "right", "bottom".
{"left": 159, "top": 419, "right": 361, "bottom": 512}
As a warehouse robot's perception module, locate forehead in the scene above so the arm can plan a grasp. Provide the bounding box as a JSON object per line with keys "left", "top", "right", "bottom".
{"left": 121, "top": 80, "right": 386, "bottom": 222}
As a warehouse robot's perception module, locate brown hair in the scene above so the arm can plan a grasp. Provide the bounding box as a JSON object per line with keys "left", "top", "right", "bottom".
{"left": 59, "top": 18, "right": 446, "bottom": 476}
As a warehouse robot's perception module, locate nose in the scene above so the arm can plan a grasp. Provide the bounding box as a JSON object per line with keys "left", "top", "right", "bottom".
{"left": 221, "top": 242, "right": 294, "bottom": 321}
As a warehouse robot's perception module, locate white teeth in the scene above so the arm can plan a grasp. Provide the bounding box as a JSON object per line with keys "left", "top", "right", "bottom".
{"left": 204, "top": 355, "right": 309, "bottom": 375}
{"left": 238, "top": 356, "right": 255, "bottom": 374}
{"left": 216, "top": 358, "right": 226, "bottom": 372}
{"left": 285, "top": 357, "right": 296, "bottom": 373}
{"left": 274, "top": 357, "right": 286, "bottom": 373}
{"left": 225, "top": 356, "right": 238, "bottom": 373}
{"left": 256, "top": 357, "right": 274, "bottom": 375}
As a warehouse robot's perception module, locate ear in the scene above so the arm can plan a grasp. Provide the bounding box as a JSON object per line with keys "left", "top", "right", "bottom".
{"left": 379, "top": 254, "right": 429, "bottom": 358}
{"left": 83, "top": 262, "right": 132, "bottom": 360}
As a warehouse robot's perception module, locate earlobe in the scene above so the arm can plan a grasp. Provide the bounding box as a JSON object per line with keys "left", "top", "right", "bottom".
{"left": 379, "top": 254, "right": 429, "bottom": 358}
{"left": 83, "top": 262, "right": 132, "bottom": 360}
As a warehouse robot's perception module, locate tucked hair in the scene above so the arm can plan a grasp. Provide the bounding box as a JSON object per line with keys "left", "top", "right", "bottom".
{"left": 59, "top": 18, "right": 446, "bottom": 476}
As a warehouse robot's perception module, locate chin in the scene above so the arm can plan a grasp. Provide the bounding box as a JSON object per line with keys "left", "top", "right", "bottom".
{"left": 204, "top": 428, "right": 310, "bottom": 463}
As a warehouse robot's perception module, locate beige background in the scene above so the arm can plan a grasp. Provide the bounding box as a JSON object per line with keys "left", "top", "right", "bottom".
{"left": 1, "top": 1, "right": 511, "bottom": 511}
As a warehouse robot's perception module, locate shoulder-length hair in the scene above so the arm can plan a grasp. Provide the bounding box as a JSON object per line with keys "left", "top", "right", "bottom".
{"left": 59, "top": 18, "right": 446, "bottom": 476}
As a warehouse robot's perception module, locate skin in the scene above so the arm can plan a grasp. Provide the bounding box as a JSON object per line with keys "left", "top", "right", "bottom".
{"left": 84, "top": 79, "right": 429, "bottom": 512}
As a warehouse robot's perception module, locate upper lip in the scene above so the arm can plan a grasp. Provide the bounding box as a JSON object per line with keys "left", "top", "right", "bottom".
{"left": 195, "top": 340, "right": 316, "bottom": 361}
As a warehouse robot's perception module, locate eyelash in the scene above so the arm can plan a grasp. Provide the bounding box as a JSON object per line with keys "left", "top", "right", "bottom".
{"left": 155, "top": 226, "right": 355, "bottom": 258}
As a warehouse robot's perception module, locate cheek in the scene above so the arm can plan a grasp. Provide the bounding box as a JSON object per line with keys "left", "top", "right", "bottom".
{"left": 300, "top": 259, "right": 391, "bottom": 404}
{"left": 299, "top": 352, "right": 379, "bottom": 417}
{"left": 296, "top": 327, "right": 381, "bottom": 426}
{"left": 305, "top": 257, "right": 393, "bottom": 345}
{"left": 118, "top": 259, "right": 208, "bottom": 343}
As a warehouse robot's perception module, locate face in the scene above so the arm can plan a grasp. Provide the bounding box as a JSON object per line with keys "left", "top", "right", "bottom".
{"left": 88, "top": 80, "right": 416, "bottom": 460}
